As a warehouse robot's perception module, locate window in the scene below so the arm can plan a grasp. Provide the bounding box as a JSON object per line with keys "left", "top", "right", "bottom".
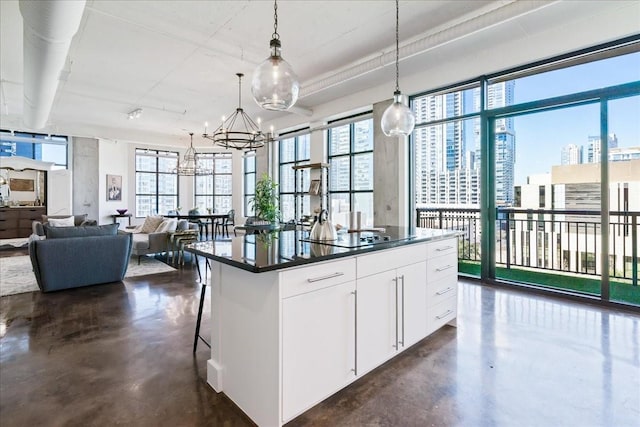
{"left": 213, "top": 153, "right": 233, "bottom": 213}
{"left": 135, "top": 149, "right": 179, "bottom": 217}
{"left": 279, "top": 134, "right": 310, "bottom": 222}
{"left": 194, "top": 153, "right": 215, "bottom": 212}
{"left": 327, "top": 117, "right": 374, "bottom": 227}
{"left": 244, "top": 152, "right": 256, "bottom": 216}
{"left": 0, "top": 130, "right": 68, "bottom": 169}
{"left": 539, "top": 186, "right": 546, "bottom": 208}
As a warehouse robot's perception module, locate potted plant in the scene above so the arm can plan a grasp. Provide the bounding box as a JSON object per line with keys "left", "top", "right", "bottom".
{"left": 250, "top": 173, "right": 281, "bottom": 227}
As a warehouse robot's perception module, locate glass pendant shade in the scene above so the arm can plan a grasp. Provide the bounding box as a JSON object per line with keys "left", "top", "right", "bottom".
{"left": 381, "top": 91, "right": 415, "bottom": 137}
{"left": 252, "top": 40, "right": 299, "bottom": 111}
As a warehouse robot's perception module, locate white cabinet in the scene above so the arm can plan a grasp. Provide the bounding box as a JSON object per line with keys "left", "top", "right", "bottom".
{"left": 426, "top": 238, "right": 458, "bottom": 335}
{"left": 281, "top": 271, "right": 356, "bottom": 421}
{"left": 356, "top": 256, "right": 428, "bottom": 375}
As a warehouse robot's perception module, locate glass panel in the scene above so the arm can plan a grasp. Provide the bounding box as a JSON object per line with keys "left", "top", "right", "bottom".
{"left": 352, "top": 153, "right": 373, "bottom": 191}
{"left": 495, "top": 103, "right": 601, "bottom": 298}
{"left": 353, "top": 193, "right": 374, "bottom": 228}
{"left": 136, "top": 195, "right": 155, "bottom": 217}
{"left": 214, "top": 175, "right": 232, "bottom": 195}
{"left": 280, "top": 138, "right": 296, "bottom": 163}
{"left": 244, "top": 155, "right": 256, "bottom": 173}
{"left": 214, "top": 196, "right": 232, "bottom": 213}
{"left": 297, "top": 134, "right": 310, "bottom": 160}
{"left": 40, "top": 143, "right": 67, "bottom": 166}
{"left": 608, "top": 95, "right": 640, "bottom": 306}
{"left": 413, "top": 86, "right": 480, "bottom": 125}
{"left": 158, "top": 196, "right": 177, "bottom": 215}
{"left": 245, "top": 173, "right": 255, "bottom": 194}
{"left": 280, "top": 165, "right": 295, "bottom": 193}
{"left": 329, "top": 124, "right": 350, "bottom": 155}
{"left": 329, "top": 193, "right": 350, "bottom": 225}
{"left": 244, "top": 196, "right": 255, "bottom": 216}
{"left": 489, "top": 51, "right": 640, "bottom": 107}
{"left": 215, "top": 156, "right": 232, "bottom": 173}
{"left": 158, "top": 156, "right": 178, "bottom": 173}
{"left": 136, "top": 172, "right": 156, "bottom": 193}
{"left": 136, "top": 153, "right": 157, "bottom": 172}
{"left": 280, "top": 194, "right": 295, "bottom": 222}
{"left": 158, "top": 174, "right": 178, "bottom": 194}
{"left": 329, "top": 156, "right": 350, "bottom": 191}
{"left": 195, "top": 195, "right": 214, "bottom": 212}
{"left": 353, "top": 119, "right": 373, "bottom": 152}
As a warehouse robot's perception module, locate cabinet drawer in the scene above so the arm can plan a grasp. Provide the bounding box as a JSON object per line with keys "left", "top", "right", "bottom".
{"left": 19, "top": 219, "right": 36, "bottom": 229}
{"left": 281, "top": 257, "right": 356, "bottom": 298}
{"left": 427, "top": 252, "right": 458, "bottom": 282}
{"left": 0, "top": 229, "right": 20, "bottom": 239}
{"left": 426, "top": 238, "right": 457, "bottom": 259}
{"left": 427, "top": 276, "right": 458, "bottom": 307}
{"left": 356, "top": 243, "right": 426, "bottom": 278}
{"left": 21, "top": 208, "right": 45, "bottom": 220}
{"left": 426, "top": 296, "right": 457, "bottom": 336}
{"left": 0, "top": 210, "right": 20, "bottom": 220}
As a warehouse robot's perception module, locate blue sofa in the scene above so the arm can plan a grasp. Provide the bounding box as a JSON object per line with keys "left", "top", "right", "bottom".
{"left": 29, "top": 224, "right": 133, "bottom": 292}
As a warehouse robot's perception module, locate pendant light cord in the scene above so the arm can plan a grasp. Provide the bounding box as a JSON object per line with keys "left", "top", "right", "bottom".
{"left": 237, "top": 73, "right": 243, "bottom": 109}
{"left": 395, "top": 0, "right": 400, "bottom": 93}
{"left": 272, "top": 0, "right": 280, "bottom": 40}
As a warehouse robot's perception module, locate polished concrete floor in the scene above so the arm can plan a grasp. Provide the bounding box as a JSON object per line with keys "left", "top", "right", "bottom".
{"left": 0, "top": 254, "right": 638, "bottom": 426}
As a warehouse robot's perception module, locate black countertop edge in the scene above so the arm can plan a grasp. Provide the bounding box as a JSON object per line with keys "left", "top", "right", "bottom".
{"left": 185, "top": 230, "right": 460, "bottom": 274}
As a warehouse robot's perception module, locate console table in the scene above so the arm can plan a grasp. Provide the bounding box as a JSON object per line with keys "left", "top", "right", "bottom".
{"left": 110, "top": 213, "right": 132, "bottom": 227}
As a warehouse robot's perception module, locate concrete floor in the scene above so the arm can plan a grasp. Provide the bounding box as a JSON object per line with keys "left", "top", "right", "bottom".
{"left": 0, "top": 254, "right": 638, "bottom": 427}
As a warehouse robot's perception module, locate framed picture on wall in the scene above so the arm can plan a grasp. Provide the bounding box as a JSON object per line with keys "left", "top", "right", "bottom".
{"left": 107, "top": 174, "right": 122, "bottom": 201}
{"left": 308, "top": 179, "right": 321, "bottom": 196}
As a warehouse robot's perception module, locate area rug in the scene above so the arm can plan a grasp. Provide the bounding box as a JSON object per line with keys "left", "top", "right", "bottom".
{"left": 0, "top": 255, "right": 176, "bottom": 297}
{"left": 0, "top": 238, "right": 29, "bottom": 250}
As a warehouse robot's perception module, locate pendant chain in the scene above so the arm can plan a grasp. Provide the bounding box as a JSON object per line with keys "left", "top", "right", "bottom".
{"left": 272, "top": 0, "right": 280, "bottom": 40}
{"left": 395, "top": 0, "right": 400, "bottom": 93}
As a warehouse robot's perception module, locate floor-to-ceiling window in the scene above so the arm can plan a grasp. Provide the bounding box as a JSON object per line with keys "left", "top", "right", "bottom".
{"left": 327, "top": 116, "right": 374, "bottom": 227}
{"left": 213, "top": 153, "right": 233, "bottom": 213}
{"left": 279, "top": 133, "right": 310, "bottom": 222}
{"left": 411, "top": 37, "right": 640, "bottom": 307}
{"left": 135, "top": 148, "right": 179, "bottom": 217}
{"left": 194, "top": 153, "right": 215, "bottom": 212}
{"left": 244, "top": 151, "right": 256, "bottom": 217}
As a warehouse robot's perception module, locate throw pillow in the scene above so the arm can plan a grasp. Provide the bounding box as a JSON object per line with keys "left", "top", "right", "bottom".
{"left": 176, "top": 219, "right": 189, "bottom": 231}
{"left": 80, "top": 219, "right": 98, "bottom": 226}
{"left": 48, "top": 216, "right": 74, "bottom": 227}
{"left": 44, "top": 223, "right": 119, "bottom": 239}
{"left": 155, "top": 219, "right": 178, "bottom": 233}
{"left": 139, "top": 215, "right": 164, "bottom": 234}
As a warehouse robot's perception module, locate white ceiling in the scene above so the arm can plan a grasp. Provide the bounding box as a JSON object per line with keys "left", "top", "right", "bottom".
{"left": 0, "top": 0, "right": 638, "bottom": 147}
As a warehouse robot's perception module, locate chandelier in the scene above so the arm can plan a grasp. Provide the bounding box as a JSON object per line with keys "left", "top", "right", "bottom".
{"left": 251, "top": 0, "right": 299, "bottom": 111}
{"left": 174, "top": 132, "right": 213, "bottom": 176}
{"left": 381, "top": 0, "right": 415, "bottom": 137}
{"left": 203, "top": 73, "right": 267, "bottom": 151}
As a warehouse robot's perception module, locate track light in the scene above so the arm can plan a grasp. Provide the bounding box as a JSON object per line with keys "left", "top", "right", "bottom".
{"left": 127, "top": 108, "right": 143, "bottom": 120}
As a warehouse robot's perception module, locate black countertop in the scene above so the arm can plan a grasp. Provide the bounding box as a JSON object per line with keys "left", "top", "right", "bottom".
{"left": 185, "top": 226, "right": 460, "bottom": 274}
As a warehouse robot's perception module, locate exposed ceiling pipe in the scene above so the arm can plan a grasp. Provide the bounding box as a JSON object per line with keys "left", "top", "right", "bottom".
{"left": 299, "top": 0, "right": 557, "bottom": 99}
{"left": 19, "top": 0, "right": 86, "bottom": 129}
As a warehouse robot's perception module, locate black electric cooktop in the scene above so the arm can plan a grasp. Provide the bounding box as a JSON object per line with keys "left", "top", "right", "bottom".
{"left": 300, "top": 230, "right": 416, "bottom": 249}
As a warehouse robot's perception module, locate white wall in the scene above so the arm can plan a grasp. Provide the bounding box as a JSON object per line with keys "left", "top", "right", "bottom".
{"left": 99, "top": 138, "right": 130, "bottom": 225}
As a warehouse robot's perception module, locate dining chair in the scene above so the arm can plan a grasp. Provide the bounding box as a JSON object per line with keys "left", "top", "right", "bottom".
{"left": 215, "top": 209, "right": 236, "bottom": 238}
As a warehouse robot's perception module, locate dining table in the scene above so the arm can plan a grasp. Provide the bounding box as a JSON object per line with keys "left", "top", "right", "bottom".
{"left": 164, "top": 213, "right": 229, "bottom": 239}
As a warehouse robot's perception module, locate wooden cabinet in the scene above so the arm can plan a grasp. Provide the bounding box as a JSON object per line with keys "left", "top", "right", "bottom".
{"left": 282, "top": 280, "right": 356, "bottom": 421}
{"left": 0, "top": 207, "right": 45, "bottom": 238}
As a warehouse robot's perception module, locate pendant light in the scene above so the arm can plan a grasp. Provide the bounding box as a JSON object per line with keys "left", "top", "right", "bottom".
{"left": 251, "top": 0, "right": 299, "bottom": 111}
{"left": 174, "top": 132, "right": 213, "bottom": 176}
{"left": 381, "top": 0, "right": 415, "bottom": 137}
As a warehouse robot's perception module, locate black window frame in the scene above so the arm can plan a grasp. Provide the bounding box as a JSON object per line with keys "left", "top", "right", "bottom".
{"left": 135, "top": 148, "right": 179, "bottom": 217}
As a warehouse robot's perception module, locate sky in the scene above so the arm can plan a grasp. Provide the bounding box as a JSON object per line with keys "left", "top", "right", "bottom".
{"left": 510, "top": 52, "right": 640, "bottom": 185}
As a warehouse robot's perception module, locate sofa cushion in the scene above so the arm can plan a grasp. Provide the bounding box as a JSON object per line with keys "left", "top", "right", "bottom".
{"left": 48, "top": 216, "right": 74, "bottom": 227}
{"left": 42, "top": 214, "right": 88, "bottom": 226}
{"left": 139, "top": 215, "right": 164, "bottom": 234}
{"left": 80, "top": 219, "right": 98, "bottom": 226}
{"left": 155, "top": 219, "right": 178, "bottom": 233}
{"left": 44, "top": 223, "right": 119, "bottom": 239}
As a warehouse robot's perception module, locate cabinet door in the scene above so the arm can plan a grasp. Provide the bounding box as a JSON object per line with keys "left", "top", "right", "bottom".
{"left": 356, "top": 270, "right": 397, "bottom": 375}
{"left": 282, "top": 281, "right": 356, "bottom": 422}
{"left": 398, "top": 261, "right": 427, "bottom": 348}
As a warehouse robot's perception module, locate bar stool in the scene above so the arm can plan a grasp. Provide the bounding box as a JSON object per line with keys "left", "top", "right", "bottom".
{"left": 193, "top": 259, "right": 212, "bottom": 353}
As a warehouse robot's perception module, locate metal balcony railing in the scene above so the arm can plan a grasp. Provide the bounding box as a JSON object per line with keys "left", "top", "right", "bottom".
{"left": 416, "top": 207, "right": 638, "bottom": 286}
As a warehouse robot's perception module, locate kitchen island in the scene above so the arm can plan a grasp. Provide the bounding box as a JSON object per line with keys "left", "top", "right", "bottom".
{"left": 186, "top": 227, "right": 460, "bottom": 426}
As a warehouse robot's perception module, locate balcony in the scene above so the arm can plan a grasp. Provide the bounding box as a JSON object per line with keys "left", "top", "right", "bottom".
{"left": 416, "top": 207, "right": 639, "bottom": 305}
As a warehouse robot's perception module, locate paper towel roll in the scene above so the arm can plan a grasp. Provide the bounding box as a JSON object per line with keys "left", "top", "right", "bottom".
{"left": 349, "top": 211, "right": 357, "bottom": 231}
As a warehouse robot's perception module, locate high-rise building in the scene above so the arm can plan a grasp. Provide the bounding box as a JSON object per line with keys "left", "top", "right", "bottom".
{"left": 413, "top": 82, "right": 515, "bottom": 206}
{"left": 587, "top": 133, "right": 618, "bottom": 163}
{"left": 561, "top": 143, "right": 583, "bottom": 165}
